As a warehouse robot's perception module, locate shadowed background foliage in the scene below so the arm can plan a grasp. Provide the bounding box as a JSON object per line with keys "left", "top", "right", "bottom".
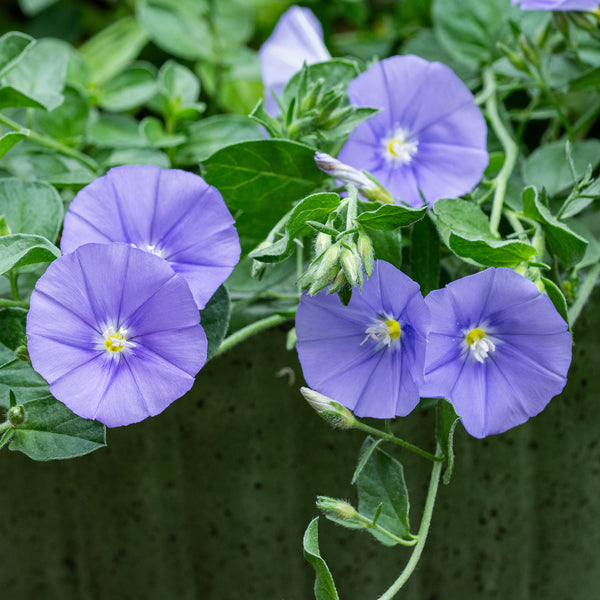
{"left": 0, "top": 292, "right": 598, "bottom": 600}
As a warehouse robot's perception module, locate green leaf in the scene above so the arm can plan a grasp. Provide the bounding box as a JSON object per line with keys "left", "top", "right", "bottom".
{"left": 100, "top": 147, "right": 170, "bottom": 170}
{"left": 87, "top": 113, "right": 148, "bottom": 148}
{"left": 410, "top": 215, "right": 440, "bottom": 296}
{"left": 0, "top": 86, "right": 46, "bottom": 109}
{"left": 200, "top": 285, "right": 231, "bottom": 361}
{"left": 0, "top": 307, "right": 27, "bottom": 350}
{"left": 79, "top": 17, "right": 149, "bottom": 85}
{"left": 158, "top": 59, "right": 201, "bottom": 118}
{"left": 432, "top": 0, "right": 521, "bottom": 69}
{"left": 432, "top": 197, "right": 491, "bottom": 243}
{"left": 174, "top": 115, "right": 262, "bottom": 166}
{"left": 369, "top": 229, "right": 403, "bottom": 270}
{"left": 0, "top": 32, "right": 35, "bottom": 79}
{"left": 540, "top": 276, "right": 569, "bottom": 324}
{"left": 0, "top": 130, "right": 29, "bottom": 159}
{"left": 436, "top": 399, "right": 460, "bottom": 485}
{"left": 0, "top": 233, "right": 60, "bottom": 275}
{"left": 98, "top": 62, "right": 159, "bottom": 112}
{"left": 250, "top": 192, "right": 341, "bottom": 263}
{"left": 448, "top": 233, "right": 537, "bottom": 267}
{"left": 202, "top": 139, "right": 325, "bottom": 251}
{"left": 34, "top": 85, "right": 89, "bottom": 143}
{"left": 0, "top": 39, "right": 67, "bottom": 110}
{"left": 351, "top": 437, "right": 385, "bottom": 485}
{"left": 569, "top": 65, "right": 600, "bottom": 91}
{"left": 302, "top": 518, "right": 340, "bottom": 600}
{"left": 355, "top": 203, "right": 427, "bottom": 231}
{"left": 9, "top": 396, "right": 106, "bottom": 461}
{"left": 136, "top": 0, "right": 211, "bottom": 61}
{"left": 140, "top": 117, "right": 186, "bottom": 149}
{"left": 282, "top": 59, "right": 362, "bottom": 108}
{"left": 355, "top": 437, "right": 411, "bottom": 546}
{"left": 522, "top": 140, "right": 600, "bottom": 197}
{"left": 0, "top": 345, "right": 52, "bottom": 404}
{"left": 0, "top": 178, "right": 63, "bottom": 240}
{"left": 522, "top": 187, "right": 588, "bottom": 266}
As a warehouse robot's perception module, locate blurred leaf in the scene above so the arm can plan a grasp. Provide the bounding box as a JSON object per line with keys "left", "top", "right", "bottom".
{"left": 202, "top": 139, "right": 325, "bottom": 251}
{"left": 100, "top": 147, "right": 170, "bottom": 170}
{"left": 436, "top": 399, "right": 460, "bottom": 485}
{"left": 0, "top": 178, "right": 63, "bottom": 240}
{"left": 98, "top": 62, "right": 158, "bottom": 112}
{"left": 355, "top": 203, "right": 427, "bottom": 231}
{"left": 369, "top": 229, "right": 403, "bottom": 271}
{"left": 250, "top": 192, "right": 341, "bottom": 262}
{"left": 136, "top": 0, "right": 211, "bottom": 61}
{"left": 158, "top": 59, "right": 200, "bottom": 118}
{"left": 0, "top": 233, "right": 60, "bottom": 275}
{"left": 303, "top": 518, "right": 340, "bottom": 600}
{"left": 0, "top": 87, "right": 46, "bottom": 109}
{"left": 0, "top": 39, "right": 67, "bottom": 110}
{"left": 200, "top": 285, "right": 231, "bottom": 361}
{"left": 522, "top": 140, "right": 600, "bottom": 197}
{"left": 522, "top": 187, "right": 588, "bottom": 266}
{"left": 569, "top": 65, "right": 600, "bottom": 91}
{"left": 18, "top": 0, "right": 59, "bottom": 16}
{"left": 0, "top": 130, "right": 29, "bottom": 159}
{"left": 34, "top": 86, "right": 89, "bottom": 143}
{"left": 140, "top": 117, "right": 186, "bottom": 148}
{"left": 410, "top": 215, "right": 440, "bottom": 296}
{"left": 356, "top": 438, "right": 411, "bottom": 546}
{"left": 0, "top": 31, "right": 35, "bottom": 79}
{"left": 80, "top": 17, "right": 149, "bottom": 86}
{"left": 432, "top": 0, "right": 520, "bottom": 70}
{"left": 9, "top": 396, "right": 106, "bottom": 461}
{"left": 175, "top": 115, "right": 263, "bottom": 166}
{"left": 449, "top": 233, "right": 537, "bottom": 267}
{"left": 0, "top": 307, "right": 27, "bottom": 350}
{"left": 87, "top": 113, "right": 148, "bottom": 148}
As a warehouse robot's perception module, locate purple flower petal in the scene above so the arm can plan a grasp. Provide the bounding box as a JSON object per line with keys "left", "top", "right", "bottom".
{"left": 259, "top": 6, "right": 330, "bottom": 115}
{"left": 338, "top": 55, "right": 488, "bottom": 207}
{"left": 423, "top": 267, "right": 572, "bottom": 437}
{"left": 27, "top": 243, "right": 207, "bottom": 427}
{"left": 296, "top": 260, "right": 430, "bottom": 419}
{"left": 61, "top": 165, "right": 240, "bottom": 310}
{"left": 515, "top": 0, "right": 598, "bottom": 10}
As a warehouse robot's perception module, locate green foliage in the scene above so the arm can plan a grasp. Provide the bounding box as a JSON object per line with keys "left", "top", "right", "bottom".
{"left": 0, "top": 233, "right": 60, "bottom": 275}
{"left": 355, "top": 203, "right": 427, "bottom": 231}
{"left": 303, "top": 518, "right": 340, "bottom": 600}
{"left": 200, "top": 285, "right": 231, "bottom": 361}
{"left": 0, "top": 129, "right": 28, "bottom": 159}
{"left": 202, "top": 139, "right": 325, "bottom": 250}
{"left": 410, "top": 216, "right": 440, "bottom": 296}
{"left": 436, "top": 400, "right": 460, "bottom": 485}
{"left": 355, "top": 437, "right": 412, "bottom": 546}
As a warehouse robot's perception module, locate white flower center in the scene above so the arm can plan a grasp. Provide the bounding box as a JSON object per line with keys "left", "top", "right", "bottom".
{"left": 465, "top": 327, "right": 496, "bottom": 363}
{"left": 381, "top": 126, "right": 418, "bottom": 166}
{"left": 101, "top": 326, "right": 135, "bottom": 357}
{"left": 131, "top": 242, "right": 164, "bottom": 258}
{"left": 361, "top": 316, "right": 402, "bottom": 350}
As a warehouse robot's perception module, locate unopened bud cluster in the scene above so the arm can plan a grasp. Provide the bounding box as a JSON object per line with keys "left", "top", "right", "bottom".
{"left": 300, "top": 387, "right": 356, "bottom": 429}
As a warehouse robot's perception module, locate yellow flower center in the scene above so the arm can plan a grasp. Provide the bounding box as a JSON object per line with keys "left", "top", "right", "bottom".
{"left": 465, "top": 327, "right": 495, "bottom": 363}
{"left": 382, "top": 126, "right": 419, "bottom": 166}
{"left": 102, "top": 326, "right": 134, "bottom": 355}
{"left": 465, "top": 327, "right": 486, "bottom": 347}
{"left": 386, "top": 319, "right": 402, "bottom": 340}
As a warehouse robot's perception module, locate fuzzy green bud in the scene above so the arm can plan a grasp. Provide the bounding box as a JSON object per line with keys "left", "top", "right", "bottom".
{"left": 327, "top": 269, "right": 347, "bottom": 294}
{"left": 300, "top": 387, "right": 356, "bottom": 429}
{"left": 496, "top": 41, "right": 528, "bottom": 72}
{"left": 340, "top": 246, "right": 361, "bottom": 288}
{"left": 315, "top": 244, "right": 341, "bottom": 279}
{"left": 300, "top": 77, "right": 326, "bottom": 112}
{"left": 357, "top": 230, "right": 374, "bottom": 278}
{"left": 8, "top": 405, "right": 25, "bottom": 426}
{"left": 14, "top": 344, "right": 29, "bottom": 362}
{"left": 320, "top": 105, "right": 354, "bottom": 130}
{"left": 315, "top": 232, "right": 332, "bottom": 256}
{"left": 316, "top": 496, "right": 369, "bottom": 528}
{"left": 308, "top": 264, "right": 338, "bottom": 295}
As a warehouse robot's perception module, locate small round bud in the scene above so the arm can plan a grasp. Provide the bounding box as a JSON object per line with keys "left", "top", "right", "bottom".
{"left": 300, "top": 387, "right": 356, "bottom": 429}
{"left": 14, "top": 344, "right": 30, "bottom": 362}
{"left": 316, "top": 496, "right": 369, "bottom": 527}
{"left": 8, "top": 405, "right": 25, "bottom": 426}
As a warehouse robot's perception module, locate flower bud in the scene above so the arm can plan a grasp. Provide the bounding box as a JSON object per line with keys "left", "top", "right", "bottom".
{"left": 327, "top": 269, "right": 347, "bottom": 294}
{"left": 8, "top": 405, "right": 25, "bottom": 426}
{"left": 300, "top": 386, "right": 356, "bottom": 429}
{"left": 316, "top": 496, "right": 367, "bottom": 525}
{"left": 568, "top": 11, "right": 595, "bottom": 31}
{"left": 320, "top": 105, "right": 354, "bottom": 129}
{"left": 357, "top": 230, "right": 374, "bottom": 278}
{"left": 315, "top": 231, "right": 332, "bottom": 256}
{"left": 553, "top": 12, "right": 571, "bottom": 37}
{"left": 308, "top": 264, "right": 338, "bottom": 295}
{"left": 341, "top": 244, "right": 363, "bottom": 289}
{"left": 518, "top": 34, "right": 540, "bottom": 67}
{"left": 496, "top": 41, "right": 528, "bottom": 72}
{"left": 301, "top": 77, "right": 326, "bottom": 112}
{"left": 315, "top": 243, "right": 340, "bottom": 280}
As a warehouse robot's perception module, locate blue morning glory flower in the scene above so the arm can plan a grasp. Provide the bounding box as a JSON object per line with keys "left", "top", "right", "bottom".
{"left": 259, "top": 5, "right": 330, "bottom": 115}
{"left": 512, "top": 0, "right": 598, "bottom": 10}
{"left": 295, "top": 261, "right": 430, "bottom": 418}
{"left": 337, "top": 55, "right": 488, "bottom": 208}
{"left": 27, "top": 243, "right": 207, "bottom": 427}
{"left": 421, "top": 268, "right": 572, "bottom": 438}
{"left": 60, "top": 165, "right": 240, "bottom": 310}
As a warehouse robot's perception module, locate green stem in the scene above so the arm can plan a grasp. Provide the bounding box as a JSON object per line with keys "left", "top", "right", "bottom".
{"left": 483, "top": 68, "right": 519, "bottom": 238}
{"left": 568, "top": 262, "right": 600, "bottom": 326}
{"left": 353, "top": 421, "right": 443, "bottom": 463}
{"left": 0, "top": 421, "right": 12, "bottom": 434}
{"left": 216, "top": 314, "right": 294, "bottom": 356}
{"left": 371, "top": 522, "right": 418, "bottom": 547}
{"left": 8, "top": 270, "right": 21, "bottom": 302}
{"left": 0, "top": 298, "right": 28, "bottom": 308}
{"left": 377, "top": 443, "right": 444, "bottom": 600}
{"left": 0, "top": 113, "right": 98, "bottom": 172}
{"left": 503, "top": 209, "right": 528, "bottom": 241}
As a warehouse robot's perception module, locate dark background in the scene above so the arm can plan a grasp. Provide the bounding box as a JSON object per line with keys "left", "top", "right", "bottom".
{"left": 0, "top": 292, "right": 598, "bottom": 600}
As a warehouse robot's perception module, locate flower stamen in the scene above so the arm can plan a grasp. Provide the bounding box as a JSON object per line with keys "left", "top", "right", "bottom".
{"left": 362, "top": 316, "right": 402, "bottom": 349}
{"left": 465, "top": 327, "right": 495, "bottom": 363}
{"left": 102, "top": 326, "right": 135, "bottom": 356}
{"left": 382, "top": 126, "right": 418, "bottom": 167}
